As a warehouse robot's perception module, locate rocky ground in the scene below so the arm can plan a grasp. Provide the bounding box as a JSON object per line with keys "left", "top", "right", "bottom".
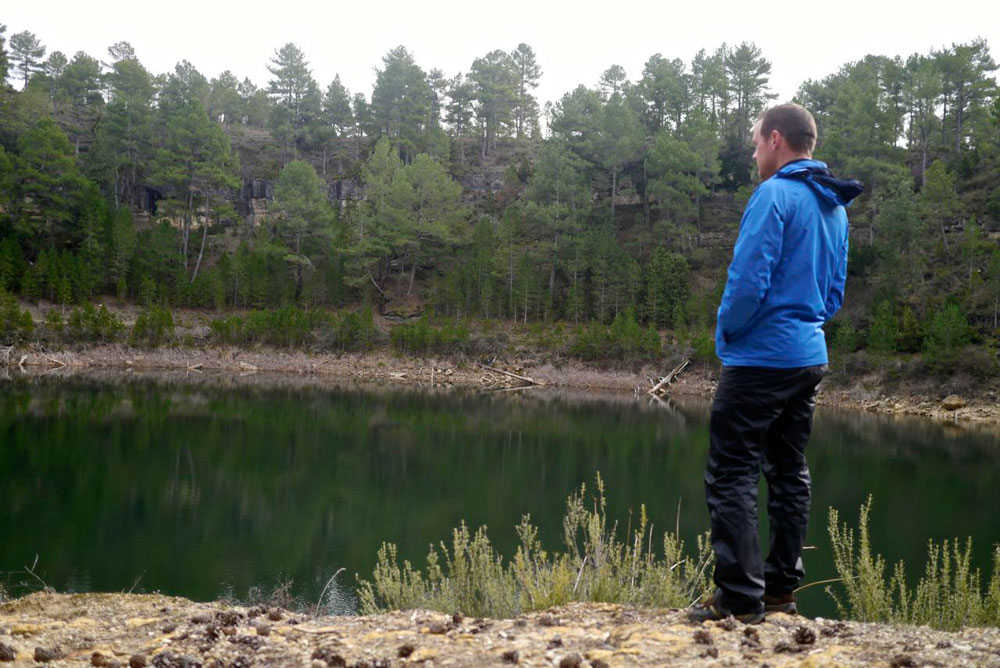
{"left": 2, "top": 593, "right": 1000, "bottom": 667}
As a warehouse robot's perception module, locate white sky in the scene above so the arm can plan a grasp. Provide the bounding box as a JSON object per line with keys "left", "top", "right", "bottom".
{"left": 5, "top": 0, "right": 1000, "bottom": 109}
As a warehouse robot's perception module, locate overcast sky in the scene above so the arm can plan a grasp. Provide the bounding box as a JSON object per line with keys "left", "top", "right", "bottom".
{"left": 5, "top": 0, "right": 999, "bottom": 110}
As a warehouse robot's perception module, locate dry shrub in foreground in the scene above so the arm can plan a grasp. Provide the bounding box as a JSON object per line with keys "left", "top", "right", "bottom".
{"left": 356, "top": 475, "right": 714, "bottom": 617}
{"left": 828, "top": 496, "right": 1000, "bottom": 630}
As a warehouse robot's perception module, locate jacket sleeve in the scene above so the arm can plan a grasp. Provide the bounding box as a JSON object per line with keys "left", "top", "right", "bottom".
{"left": 716, "top": 186, "right": 784, "bottom": 343}
{"left": 823, "top": 231, "right": 848, "bottom": 321}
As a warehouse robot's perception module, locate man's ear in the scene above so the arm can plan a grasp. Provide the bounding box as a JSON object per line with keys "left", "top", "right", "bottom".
{"left": 770, "top": 129, "right": 783, "bottom": 148}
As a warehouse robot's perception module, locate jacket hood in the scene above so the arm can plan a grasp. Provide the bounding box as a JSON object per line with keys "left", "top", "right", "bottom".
{"left": 774, "top": 159, "right": 864, "bottom": 207}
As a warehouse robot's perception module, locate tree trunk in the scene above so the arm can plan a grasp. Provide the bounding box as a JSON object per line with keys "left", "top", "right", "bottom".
{"left": 191, "top": 215, "right": 209, "bottom": 283}
{"left": 610, "top": 165, "right": 617, "bottom": 220}
{"left": 549, "top": 233, "right": 558, "bottom": 307}
{"left": 921, "top": 141, "right": 928, "bottom": 189}
{"left": 407, "top": 255, "right": 417, "bottom": 296}
{"left": 868, "top": 174, "right": 877, "bottom": 245}
{"left": 295, "top": 232, "right": 303, "bottom": 302}
{"left": 642, "top": 159, "right": 650, "bottom": 227}
{"left": 183, "top": 186, "right": 194, "bottom": 270}
{"left": 955, "top": 87, "right": 964, "bottom": 153}
{"left": 509, "top": 232, "right": 514, "bottom": 321}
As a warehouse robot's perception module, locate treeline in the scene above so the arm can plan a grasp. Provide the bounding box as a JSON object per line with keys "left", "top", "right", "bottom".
{"left": 0, "top": 23, "right": 999, "bottom": 374}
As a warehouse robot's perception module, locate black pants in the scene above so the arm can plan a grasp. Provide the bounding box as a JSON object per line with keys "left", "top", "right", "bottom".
{"left": 705, "top": 364, "right": 826, "bottom": 614}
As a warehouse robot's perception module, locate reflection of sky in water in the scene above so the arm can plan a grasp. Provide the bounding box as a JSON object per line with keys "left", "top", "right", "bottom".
{"left": 1, "top": 373, "right": 998, "bottom": 618}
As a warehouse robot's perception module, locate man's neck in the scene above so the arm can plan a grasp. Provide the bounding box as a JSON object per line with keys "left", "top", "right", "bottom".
{"left": 779, "top": 155, "right": 813, "bottom": 171}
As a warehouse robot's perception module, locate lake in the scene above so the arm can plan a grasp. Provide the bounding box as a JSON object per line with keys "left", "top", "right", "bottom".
{"left": 2, "top": 371, "right": 998, "bottom": 618}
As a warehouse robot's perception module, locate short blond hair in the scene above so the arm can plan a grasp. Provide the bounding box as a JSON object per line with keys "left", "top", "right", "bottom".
{"left": 758, "top": 103, "right": 817, "bottom": 154}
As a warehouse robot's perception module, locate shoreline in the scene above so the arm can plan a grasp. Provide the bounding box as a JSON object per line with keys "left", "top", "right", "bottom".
{"left": 2, "top": 343, "right": 1000, "bottom": 427}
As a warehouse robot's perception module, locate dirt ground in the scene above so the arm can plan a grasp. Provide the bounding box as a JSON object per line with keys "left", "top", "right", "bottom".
{"left": 2, "top": 592, "right": 999, "bottom": 667}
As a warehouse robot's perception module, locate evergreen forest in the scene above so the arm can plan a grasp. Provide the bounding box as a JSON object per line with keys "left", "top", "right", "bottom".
{"left": 1, "top": 24, "right": 999, "bottom": 377}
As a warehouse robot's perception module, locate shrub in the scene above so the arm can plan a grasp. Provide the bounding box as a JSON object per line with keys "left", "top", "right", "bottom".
{"left": 390, "top": 315, "right": 470, "bottom": 356}
{"left": 0, "top": 290, "right": 34, "bottom": 339}
{"left": 328, "top": 308, "right": 377, "bottom": 351}
{"left": 66, "top": 303, "right": 124, "bottom": 342}
{"left": 130, "top": 305, "right": 175, "bottom": 347}
{"left": 689, "top": 329, "right": 716, "bottom": 366}
{"left": 827, "top": 496, "right": 1000, "bottom": 629}
{"left": 568, "top": 309, "right": 659, "bottom": 363}
{"left": 210, "top": 307, "right": 330, "bottom": 347}
{"left": 356, "top": 474, "right": 713, "bottom": 617}
{"left": 44, "top": 308, "right": 64, "bottom": 335}
{"left": 923, "top": 303, "right": 970, "bottom": 371}
{"left": 867, "top": 300, "right": 898, "bottom": 355}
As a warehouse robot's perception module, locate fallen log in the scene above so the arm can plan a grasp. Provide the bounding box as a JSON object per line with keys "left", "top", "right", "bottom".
{"left": 648, "top": 359, "right": 689, "bottom": 396}
{"left": 41, "top": 353, "right": 67, "bottom": 368}
{"left": 477, "top": 363, "right": 541, "bottom": 385}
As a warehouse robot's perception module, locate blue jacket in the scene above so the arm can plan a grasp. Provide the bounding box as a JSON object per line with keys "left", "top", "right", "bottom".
{"left": 715, "top": 159, "right": 860, "bottom": 368}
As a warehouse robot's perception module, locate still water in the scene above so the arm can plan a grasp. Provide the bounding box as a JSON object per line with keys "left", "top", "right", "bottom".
{"left": 2, "top": 372, "right": 999, "bottom": 618}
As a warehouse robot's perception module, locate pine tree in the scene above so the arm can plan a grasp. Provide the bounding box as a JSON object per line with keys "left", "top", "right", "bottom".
{"left": 510, "top": 43, "right": 541, "bottom": 138}
{"left": 0, "top": 23, "right": 9, "bottom": 85}
{"left": 9, "top": 30, "right": 45, "bottom": 87}
{"left": 271, "top": 160, "right": 336, "bottom": 302}
{"left": 266, "top": 43, "right": 318, "bottom": 161}
{"left": 644, "top": 247, "right": 689, "bottom": 327}
{"left": 13, "top": 117, "right": 89, "bottom": 248}
{"left": 598, "top": 65, "right": 628, "bottom": 99}
{"left": 321, "top": 75, "right": 353, "bottom": 174}
{"left": 150, "top": 65, "right": 239, "bottom": 278}
{"left": 867, "top": 300, "right": 898, "bottom": 355}
{"left": 371, "top": 46, "right": 433, "bottom": 162}
{"left": 923, "top": 302, "right": 970, "bottom": 370}
{"left": 469, "top": 50, "right": 518, "bottom": 156}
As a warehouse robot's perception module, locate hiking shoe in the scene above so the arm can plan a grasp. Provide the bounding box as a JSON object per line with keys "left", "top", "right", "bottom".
{"left": 687, "top": 590, "right": 765, "bottom": 625}
{"left": 763, "top": 592, "right": 798, "bottom": 615}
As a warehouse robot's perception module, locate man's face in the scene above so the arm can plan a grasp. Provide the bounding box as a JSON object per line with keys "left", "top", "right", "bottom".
{"left": 752, "top": 125, "right": 780, "bottom": 181}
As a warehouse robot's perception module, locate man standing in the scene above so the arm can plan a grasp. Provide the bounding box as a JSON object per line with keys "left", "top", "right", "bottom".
{"left": 689, "top": 103, "right": 861, "bottom": 624}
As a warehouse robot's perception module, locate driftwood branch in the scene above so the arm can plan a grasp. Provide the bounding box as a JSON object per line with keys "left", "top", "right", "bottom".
{"left": 314, "top": 567, "right": 346, "bottom": 618}
{"left": 648, "top": 359, "right": 689, "bottom": 396}
{"left": 477, "top": 363, "right": 540, "bottom": 385}
{"left": 41, "top": 353, "right": 67, "bottom": 368}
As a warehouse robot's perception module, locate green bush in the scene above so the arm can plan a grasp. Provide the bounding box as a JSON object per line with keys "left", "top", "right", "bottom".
{"left": 328, "top": 308, "right": 377, "bottom": 351}
{"left": 827, "top": 496, "right": 1000, "bottom": 630}
{"left": 867, "top": 300, "right": 898, "bottom": 355}
{"left": 130, "top": 305, "right": 175, "bottom": 347}
{"left": 356, "top": 474, "right": 713, "bottom": 617}
{"left": 0, "top": 290, "right": 34, "bottom": 339}
{"left": 66, "top": 303, "right": 124, "bottom": 342}
{"left": 568, "top": 309, "right": 659, "bottom": 362}
{"left": 923, "top": 303, "right": 971, "bottom": 371}
{"left": 210, "top": 307, "right": 330, "bottom": 347}
{"left": 44, "top": 308, "right": 64, "bottom": 335}
{"left": 690, "top": 328, "right": 716, "bottom": 365}
{"left": 390, "top": 315, "right": 470, "bottom": 356}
